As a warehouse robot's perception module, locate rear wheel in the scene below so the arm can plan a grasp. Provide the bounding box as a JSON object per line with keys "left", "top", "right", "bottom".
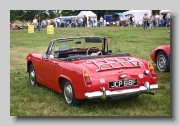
{"left": 156, "top": 51, "right": 170, "bottom": 72}
{"left": 62, "top": 80, "right": 81, "bottom": 106}
{"left": 29, "top": 64, "right": 38, "bottom": 86}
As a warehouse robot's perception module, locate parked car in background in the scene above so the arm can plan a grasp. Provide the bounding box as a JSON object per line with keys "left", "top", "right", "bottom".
{"left": 150, "top": 44, "right": 170, "bottom": 72}
{"left": 26, "top": 36, "right": 159, "bottom": 106}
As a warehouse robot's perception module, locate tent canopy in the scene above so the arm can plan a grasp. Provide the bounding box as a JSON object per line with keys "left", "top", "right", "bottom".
{"left": 123, "top": 10, "right": 152, "bottom": 25}
{"left": 77, "top": 11, "right": 97, "bottom": 18}
{"left": 113, "top": 13, "right": 123, "bottom": 16}
{"left": 77, "top": 11, "right": 97, "bottom": 27}
{"left": 123, "top": 10, "right": 151, "bottom": 15}
{"left": 160, "top": 10, "right": 170, "bottom": 14}
{"left": 104, "top": 13, "right": 124, "bottom": 22}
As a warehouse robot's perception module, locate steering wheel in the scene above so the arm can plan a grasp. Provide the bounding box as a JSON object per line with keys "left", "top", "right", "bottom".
{"left": 86, "top": 46, "right": 102, "bottom": 56}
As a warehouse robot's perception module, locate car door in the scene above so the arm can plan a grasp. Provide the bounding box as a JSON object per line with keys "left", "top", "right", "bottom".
{"left": 42, "top": 55, "right": 57, "bottom": 88}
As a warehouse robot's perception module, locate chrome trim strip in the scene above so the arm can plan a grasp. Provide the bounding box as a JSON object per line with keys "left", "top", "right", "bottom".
{"left": 85, "top": 84, "right": 158, "bottom": 99}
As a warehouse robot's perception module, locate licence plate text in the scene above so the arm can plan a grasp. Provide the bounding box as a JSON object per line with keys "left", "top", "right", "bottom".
{"left": 109, "top": 79, "right": 138, "bottom": 88}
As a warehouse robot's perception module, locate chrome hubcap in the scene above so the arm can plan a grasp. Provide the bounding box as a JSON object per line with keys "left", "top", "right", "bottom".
{"left": 30, "top": 68, "right": 35, "bottom": 85}
{"left": 157, "top": 55, "right": 166, "bottom": 71}
{"left": 64, "top": 82, "right": 73, "bottom": 104}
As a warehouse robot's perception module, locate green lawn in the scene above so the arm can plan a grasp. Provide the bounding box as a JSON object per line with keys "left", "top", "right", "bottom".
{"left": 10, "top": 26, "right": 170, "bottom": 116}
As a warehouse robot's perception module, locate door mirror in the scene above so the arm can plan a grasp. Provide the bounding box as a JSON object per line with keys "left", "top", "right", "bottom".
{"left": 49, "top": 54, "right": 54, "bottom": 58}
{"left": 42, "top": 54, "right": 47, "bottom": 59}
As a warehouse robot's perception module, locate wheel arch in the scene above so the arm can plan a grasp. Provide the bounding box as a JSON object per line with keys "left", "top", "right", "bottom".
{"left": 58, "top": 75, "right": 84, "bottom": 99}
{"left": 58, "top": 75, "right": 73, "bottom": 93}
{"left": 155, "top": 49, "right": 168, "bottom": 63}
{"left": 27, "top": 60, "right": 33, "bottom": 72}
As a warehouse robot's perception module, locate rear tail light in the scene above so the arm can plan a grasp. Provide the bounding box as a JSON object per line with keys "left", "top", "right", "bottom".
{"left": 83, "top": 69, "right": 92, "bottom": 86}
{"left": 148, "top": 62, "right": 157, "bottom": 77}
{"left": 148, "top": 62, "right": 154, "bottom": 70}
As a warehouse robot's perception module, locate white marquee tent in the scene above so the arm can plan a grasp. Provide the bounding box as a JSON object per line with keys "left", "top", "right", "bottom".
{"left": 159, "top": 10, "right": 170, "bottom": 14}
{"left": 123, "top": 10, "right": 152, "bottom": 25}
{"left": 77, "top": 11, "right": 97, "bottom": 27}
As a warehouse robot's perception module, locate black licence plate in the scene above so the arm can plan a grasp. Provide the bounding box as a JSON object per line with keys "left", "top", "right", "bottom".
{"left": 109, "top": 79, "right": 138, "bottom": 88}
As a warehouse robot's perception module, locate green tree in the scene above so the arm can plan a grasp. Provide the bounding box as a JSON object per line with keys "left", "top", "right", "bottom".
{"left": 61, "top": 10, "right": 81, "bottom": 16}
{"left": 11, "top": 10, "right": 57, "bottom": 22}
{"left": 20, "top": 10, "right": 37, "bottom": 21}
{"left": 152, "top": 10, "right": 160, "bottom": 15}
{"left": 10, "top": 10, "right": 17, "bottom": 22}
{"left": 48, "top": 10, "right": 56, "bottom": 19}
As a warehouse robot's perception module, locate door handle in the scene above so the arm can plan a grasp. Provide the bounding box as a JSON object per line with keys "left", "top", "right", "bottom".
{"left": 53, "top": 62, "right": 56, "bottom": 65}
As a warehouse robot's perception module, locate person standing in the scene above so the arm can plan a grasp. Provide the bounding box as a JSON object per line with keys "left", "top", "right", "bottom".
{"left": 80, "top": 17, "right": 83, "bottom": 27}
{"left": 149, "top": 13, "right": 155, "bottom": 30}
{"left": 165, "top": 12, "right": 170, "bottom": 30}
{"left": 74, "top": 18, "right": 78, "bottom": 28}
{"left": 163, "top": 13, "right": 166, "bottom": 27}
{"left": 68, "top": 18, "right": 72, "bottom": 28}
{"left": 37, "top": 17, "right": 42, "bottom": 31}
{"left": 47, "top": 19, "right": 50, "bottom": 25}
{"left": 155, "top": 13, "right": 160, "bottom": 26}
{"left": 116, "top": 18, "right": 119, "bottom": 26}
{"left": 33, "top": 17, "right": 37, "bottom": 31}
{"left": 129, "top": 15, "right": 134, "bottom": 27}
{"left": 94, "top": 17, "right": 97, "bottom": 27}
{"left": 71, "top": 18, "right": 74, "bottom": 27}
{"left": 124, "top": 15, "right": 129, "bottom": 27}
{"left": 143, "top": 13, "right": 149, "bottom": 30}
{"left": 10, "top": 23, "right": 13, "bottom": 30}
{"left": 83, "top": 15, "right": 87, "bottom": 27}
{"left": 132, "top": 16, "right": 136, "bottom": 27}
{"left": 100, "top": 16, "right": 103, "bottom": 27}
{"left": 57, "top": 18, "right": 61, "bottom": 28}
{"left": 159, "top": 13, "right": 164, "bottom": 27}
{"left": 91, "top": 17, "right": 94, "bottom": 27}
{"left": 12, "top": 22, "right": 14, "bottom": 30}
{"left": 88, "top": 16, "right": 91, "bottom": 27}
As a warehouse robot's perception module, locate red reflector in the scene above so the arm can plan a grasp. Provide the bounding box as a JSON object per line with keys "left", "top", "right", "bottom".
{"left": 83, "top": 69, "right": 92, "bottom": 86}
{"left": 86, "top": 81, "right": 92, "bottom": 85}
{"left": 84, "top": 76, "right": 92, "bottom": 85}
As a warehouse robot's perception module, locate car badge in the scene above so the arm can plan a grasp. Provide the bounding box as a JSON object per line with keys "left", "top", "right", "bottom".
{"left": 100, "top": 78, "right": 105, "bottom": 83}
{"left": 119, "top": 70, "right": 123, "bottom": 73}
{"left": 139, "top": 74, "right": 143, "bottom": 78}
{"left": 121, "top": 75, "right": 127, "bottom": 79}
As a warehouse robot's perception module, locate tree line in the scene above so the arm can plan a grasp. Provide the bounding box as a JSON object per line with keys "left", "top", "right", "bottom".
{"left": 10, "top": 10, "right": 160, "bottom": 22}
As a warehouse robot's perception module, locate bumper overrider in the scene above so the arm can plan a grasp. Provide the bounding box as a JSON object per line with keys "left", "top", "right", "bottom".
{"left": 85, "top": 82, "right": 158, "bottom": 100}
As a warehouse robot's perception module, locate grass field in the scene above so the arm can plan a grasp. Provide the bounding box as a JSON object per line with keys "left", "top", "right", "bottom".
{"left": 10, "top": 26, "right": 170, "bottom": 116}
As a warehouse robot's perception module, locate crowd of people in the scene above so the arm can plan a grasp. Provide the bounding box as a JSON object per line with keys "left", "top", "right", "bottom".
{"left": 64, "top": 15, "right": 97, "bottom": 28}
{"left": 120, "top": 15, "right": 136, "bottom": 27}
{"left": 142, "top": 11, "right": 170, "bottom": 30}
{"left": 30, "top": 15, "right": 97, "bottom": 30}
{"left": 10, "top": 11, "right": 170, "bottom": 31}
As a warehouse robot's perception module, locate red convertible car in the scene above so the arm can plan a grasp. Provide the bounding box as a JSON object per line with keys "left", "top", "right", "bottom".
{"left": 26, "top": 36, "right": 159, "bottom": 106}
{"left": 150, "top": 44, "right": 170, "bottom": 72}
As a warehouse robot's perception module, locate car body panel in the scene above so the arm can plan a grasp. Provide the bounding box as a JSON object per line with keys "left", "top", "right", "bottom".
{"left": 27, "top": 36, "right": 159, "bottom": 104}
{"left": 150, "top": 44, "right": 170, "bottom": 72}
{"left": 150, "top": 44, "right": 170, "bottom": 63}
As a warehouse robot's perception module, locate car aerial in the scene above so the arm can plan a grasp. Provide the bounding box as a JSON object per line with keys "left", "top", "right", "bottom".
{"left": 26, "top": 36, "right": 159, "bottom": 106}
{"left": 150, "top": 44, "right": 170, "bottom": 72}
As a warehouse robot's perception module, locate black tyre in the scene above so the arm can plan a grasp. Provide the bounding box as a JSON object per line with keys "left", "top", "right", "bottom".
{"left": 156, "top": 51, "right": 170, "bottom": 72}
{"left": 62, "top": 80, "right": 81, "bottom": 106}
{"left": 29, "top": 64, "right": 38, "bottom": 86}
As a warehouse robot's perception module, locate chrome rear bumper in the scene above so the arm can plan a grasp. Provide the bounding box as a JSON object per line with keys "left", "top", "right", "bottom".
{"left": 85, "top": 84, "right": 158, "bottom": 100}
